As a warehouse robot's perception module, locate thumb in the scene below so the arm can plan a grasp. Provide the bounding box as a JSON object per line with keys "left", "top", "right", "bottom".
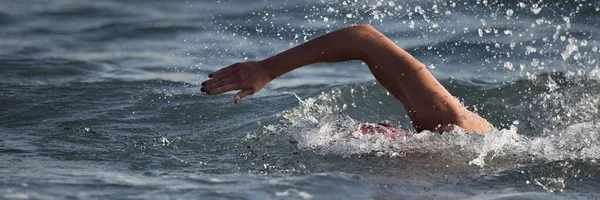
{"left": 234, "top": 90, "right": 254, "bottom": 104}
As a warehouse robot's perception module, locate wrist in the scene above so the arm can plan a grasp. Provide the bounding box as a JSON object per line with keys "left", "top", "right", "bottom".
{"left": 259, "top": 58, "right": 278, "bottom": 81}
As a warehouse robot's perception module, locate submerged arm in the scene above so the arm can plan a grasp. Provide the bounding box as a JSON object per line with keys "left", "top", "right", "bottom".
{"left": 201, "top": 24, "right": 493, "bottom": 134}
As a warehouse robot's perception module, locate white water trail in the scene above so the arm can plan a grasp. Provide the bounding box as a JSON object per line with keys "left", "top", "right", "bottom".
{"left": 271, "top": 87, "right": 600, "bottom": 168}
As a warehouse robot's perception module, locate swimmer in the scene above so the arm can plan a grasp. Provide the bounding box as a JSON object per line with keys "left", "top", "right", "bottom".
{"left": 201, "top": 24, "right": 493, "bottom": 134}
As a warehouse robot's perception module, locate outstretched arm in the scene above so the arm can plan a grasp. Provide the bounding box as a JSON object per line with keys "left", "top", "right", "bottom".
{"left": 201, "top": 24, "right": 493, "bottom": 134}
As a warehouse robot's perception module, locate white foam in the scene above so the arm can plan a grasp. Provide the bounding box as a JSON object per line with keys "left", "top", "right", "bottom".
{"left": 273, "top": 90, "right": 600, "bottom": 167}
{"left": 589, "top": 67, "right": 600, "bottom": 81}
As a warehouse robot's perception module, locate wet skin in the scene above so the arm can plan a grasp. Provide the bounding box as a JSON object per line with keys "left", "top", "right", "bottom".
{"left": 201, "top": 24, "right": 493, "bottom": 134}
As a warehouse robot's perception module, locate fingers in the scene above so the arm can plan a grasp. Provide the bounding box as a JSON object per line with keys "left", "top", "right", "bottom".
{"left": 205, "top": 83, "right": 239, "bottom": 95}
{"left": 208, "top": 63, "right": 238, "bottom": 78}
{"left": 234, "top": 90, "right": 254, "bottom": 103}
{"left": 203, "top": 70, "right": 234, "bottom": 86}
{"left": 201, "top": 62, "right": 257, "bottom": 102}
{"left": 201, "top": 64, "right": 239, "bottom": 94}
{"left": 203, "top": 75, "right": 236, "bottom": 91}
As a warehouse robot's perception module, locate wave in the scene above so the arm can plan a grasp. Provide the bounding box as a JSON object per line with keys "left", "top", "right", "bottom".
{"left": 74, "top": 19, "right": 205, "bottom": 41}
{"left": 79, "top": 20, "right": 203, "bottom": 33}
{"left": 259, "top": 71, "right": 600, "bottom": 169}
{"left": 0, "top": 11, "right": 12, "bottom": 25}
{"left": 37, "top": 3, "right": 135, "bottom": 18}
{"left": 0, "top": 56, "right": 117, "bottom": 85}
{"left": 0, "top": 55, "right": 214, "bottom": 86}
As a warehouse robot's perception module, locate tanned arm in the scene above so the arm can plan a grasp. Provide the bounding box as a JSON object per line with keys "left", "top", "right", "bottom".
{"left": 201, "top": 24, "right": 493, "bottom": 134}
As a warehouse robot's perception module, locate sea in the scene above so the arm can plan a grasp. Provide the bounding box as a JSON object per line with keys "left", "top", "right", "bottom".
{"left": 1, "top": 0, "right": 600, "bottom": 199}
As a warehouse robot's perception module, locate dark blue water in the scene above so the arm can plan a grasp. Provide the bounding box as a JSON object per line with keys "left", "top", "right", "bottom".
{"left": 2, "top": 0, "right": 600, "bottom": 199}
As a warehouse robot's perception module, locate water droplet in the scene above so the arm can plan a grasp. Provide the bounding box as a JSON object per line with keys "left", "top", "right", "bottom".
{"left": 506, "top": 9, "right": 514, "bottom": 17}
{"left": 531, "top": 4, "right": 542, "bottom": 14}
{"left": 504, "top": 62, "right": 514, "bottom": 70}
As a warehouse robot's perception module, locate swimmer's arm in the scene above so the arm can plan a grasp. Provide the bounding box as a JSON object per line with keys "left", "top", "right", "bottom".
{"left": 202, "top": 25, "right": 390, "bottom": 101}
{"left": 202, "top": 24, "right": 493, "bottom": 133}
{"left": 261, "top": 24, "right": 378, "bottom": 79}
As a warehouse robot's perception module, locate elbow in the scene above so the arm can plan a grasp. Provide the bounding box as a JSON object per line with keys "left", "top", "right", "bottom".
{"left": 349, "top": 24, "right": 386, "bottom": 40}
{"left": 355, "top": 23, "right": 374, "bottom": 29}
{"left": 345, "top": 24, "right": 386, "bottom": 61}
{"left": 352, "top": 24, "right": 378, "bottom": 34}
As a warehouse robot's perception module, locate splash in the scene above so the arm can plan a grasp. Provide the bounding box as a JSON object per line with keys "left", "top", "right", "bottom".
{"left": 268, "top": 84, "right": 600, "bottom": 168}
{"left": 533, "top": 177, "right": 565, "bottom": 193}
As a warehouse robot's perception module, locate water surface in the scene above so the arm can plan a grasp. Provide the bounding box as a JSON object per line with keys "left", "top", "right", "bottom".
{"left": 1, "top": 0, "right": 600, "bottom": 199}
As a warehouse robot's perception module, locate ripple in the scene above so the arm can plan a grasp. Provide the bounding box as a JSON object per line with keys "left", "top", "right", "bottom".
{"left": 38, "top": 4, "right": 134, "bottom": 18}
{"left": 76, "top": 20, "right": 204, "bottom": 41}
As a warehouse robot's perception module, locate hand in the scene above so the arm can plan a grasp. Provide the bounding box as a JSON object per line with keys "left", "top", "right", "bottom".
{"left": 201, "top": 61, "right": 272, "bottom": 103}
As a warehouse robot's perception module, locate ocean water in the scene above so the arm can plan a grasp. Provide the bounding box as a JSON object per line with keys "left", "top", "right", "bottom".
{"left": 1, "top": 0, "right": 600, "bottom": 199}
